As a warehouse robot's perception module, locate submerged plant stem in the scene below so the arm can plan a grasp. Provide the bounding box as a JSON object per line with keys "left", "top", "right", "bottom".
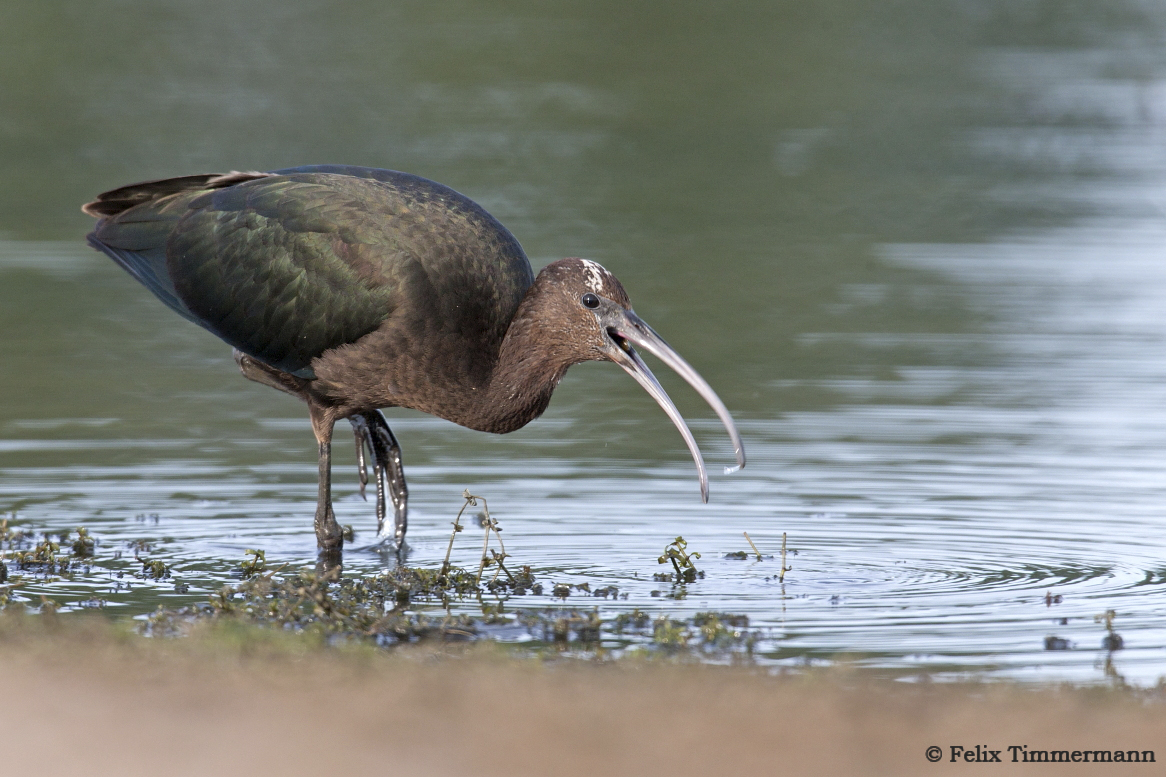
{"left": 744, "top": 532, "right": 761, "bottom": 562}
{"left": 779, "top": 532, "right": 790, "bottom": 583}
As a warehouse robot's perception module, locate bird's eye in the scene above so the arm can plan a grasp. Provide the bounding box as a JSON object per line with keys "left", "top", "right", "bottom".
{"left": 581, "top": 293, "right": 600, "bottom": 309}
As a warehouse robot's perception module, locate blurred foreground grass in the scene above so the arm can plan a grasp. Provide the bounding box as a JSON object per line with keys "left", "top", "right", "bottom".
{"left": 2, "top": 611, "right": 1164, "bottom": 777}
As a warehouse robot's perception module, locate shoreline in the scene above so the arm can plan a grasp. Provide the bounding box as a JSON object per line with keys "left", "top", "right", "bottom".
{"left": 2, "top": 614, "right": 1163, "bottom": 776}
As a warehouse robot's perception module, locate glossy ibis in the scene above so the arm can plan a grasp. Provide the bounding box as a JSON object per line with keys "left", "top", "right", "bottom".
{"left": 83, "top": 165, "right": 744, "bottom": 557}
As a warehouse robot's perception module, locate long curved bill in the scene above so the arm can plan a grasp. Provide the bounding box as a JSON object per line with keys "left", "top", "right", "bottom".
{"left": 604, "top": 311, "right": 746, "bottom": 502}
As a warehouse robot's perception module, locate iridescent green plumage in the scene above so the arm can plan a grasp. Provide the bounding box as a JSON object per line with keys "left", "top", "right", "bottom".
{"left": 88, "top": 165, "right": 532, "bottom": 378}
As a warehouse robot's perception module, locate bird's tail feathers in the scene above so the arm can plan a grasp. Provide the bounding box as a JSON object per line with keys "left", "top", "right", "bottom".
{"left": 81, "top": 171, "right": 273, "bottom": 218}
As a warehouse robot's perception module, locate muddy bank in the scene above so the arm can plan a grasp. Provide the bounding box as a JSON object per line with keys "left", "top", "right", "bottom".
{"left": 2, "top": 615, "right": 1163, "bottom": 776}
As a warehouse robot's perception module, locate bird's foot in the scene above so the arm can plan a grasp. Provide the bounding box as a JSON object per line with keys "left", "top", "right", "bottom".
{"left": 314, "top": 502, "right": 344, "bottom": 553}
{"left": 349, "top": 411, "right": 408, "bottom": 547}
{"left": 315, "top": 546, "right": 344, "bottom": 576}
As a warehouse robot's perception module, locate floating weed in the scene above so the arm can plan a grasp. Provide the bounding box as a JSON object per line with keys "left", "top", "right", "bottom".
{"left": 657, "top": 536, "right": 702, "bottom": 584}
{"left": 156, "top": 565, "right": 760, "bottom": 656}
{"left": 386, "top": 565, "right": 480, "bottom": 601}
{"left": 508, "top": 608, "right": 759, "bottom": 655}
{"left": 652, "top": 616, "right": 690, "bottom": 648}
{"left": 10, "top": 536, "right": 75, "bottom": 577}
{"left": 517, "top": 608, "right": 602, "bottom": 645}
{"left": 240, "top": 549, "right": 267, "bottom": 579}
{"left": 613, "top": 609, "right": 651, "bottom": 632}
{"left": 137, "top": 556, "right": 171, "bottom": 580}
{"left": 693, "top": 612, "right": 753, "bottom": 649}
{"left": 3, "top": 519, "right": 767, "bottom": 660}
{"left": 1096, "top": 609, "right": 1124, "bottom": 651}
{"left": 485, "top": 563, "right": 536, "bottom": 596}
{"left": 0, "top": 515, "right": 25, "bottom": 549}
{"left": 70, "top": 527, "right": 95, "bottom": 559}
{"left": 185, "top": 563, "right": 494, "bottom": 645}
{"left": 697, "top": 614, "right": 733, "bottom": 644}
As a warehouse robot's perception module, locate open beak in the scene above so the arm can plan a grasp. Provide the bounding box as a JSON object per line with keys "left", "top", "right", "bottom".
{"left": 602, "top": 309, "right": 746, "bottom": 502}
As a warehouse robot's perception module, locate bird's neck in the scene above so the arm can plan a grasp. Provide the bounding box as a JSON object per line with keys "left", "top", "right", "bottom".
{"left": 471, "top": 288, "right": 573, "bottom": 434}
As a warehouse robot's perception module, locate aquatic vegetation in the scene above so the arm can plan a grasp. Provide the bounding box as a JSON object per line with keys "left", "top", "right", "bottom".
{"left": 725, "top": 533, "right": 775, "bottom": 562}
{"left": 744, "top": 532, "right": 762, "bottom": 561}
{"left": 240, "top": 549, "right": 267, "bottom": 579}
{"left": 1096, "top": 609, "right": 1124, "bottom": 651}
{"left": 693, "top": 612, "right": 752, "bottom": 648}
{"left": 137, "top": 556, "right": 171, "bottom": 580}
{"left": 8, "top": 536, "right": 76, "bottom": 577}
{"left": 143, "top": 545, "right": 526, "bottom": 644}
{"left": 438, "top": 490, "right": 517, "bottom": 588}
{"left": 171, "top": 562, "right": 493, "bottom": 644}
{"left": 0, "top": 520, "right": 764, "bottom": 661}
{"left": 138, "top": 554, "right": 763, "bottom": 658}
{"left": 70, "top": 528, "right": 95, "bottom": 559}
{"left": 652, "top": 616, "right": 690, "bottom": 648}
{"left": 517, "top": 608, "right": 603, "bottom": 644}
{"left": 657, "top": 536, "right": 702, "bottom": 584}
{"left": 779, "top": 532, "right": 792, "bottom": 583}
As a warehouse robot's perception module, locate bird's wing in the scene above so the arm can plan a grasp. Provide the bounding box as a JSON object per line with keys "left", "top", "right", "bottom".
{"left": 84, "top": 172, "right": 275, "bottom": 332}
{"left": 89, "top": 173, "right": 401, "bottom": 376}
{"left": 87, "top": 168, "right": 531, "bottom": 379}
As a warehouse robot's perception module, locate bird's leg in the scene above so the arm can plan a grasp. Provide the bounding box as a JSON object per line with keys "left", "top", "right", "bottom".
{"left": 349, "top": 411, "right": 408, "bottom": 548}
{"left": 234, "top": 349, "right": 310, "bottom": 397}
{"left": 308, "top": 404, "right": 343, "bottom": 559}
{"left": 237, "top": 349, "right": 342, "bottom": 567}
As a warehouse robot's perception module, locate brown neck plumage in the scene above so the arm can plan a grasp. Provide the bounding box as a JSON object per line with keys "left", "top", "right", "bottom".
{"left": 469, "top": 277, "right": 576, "bottom": 434}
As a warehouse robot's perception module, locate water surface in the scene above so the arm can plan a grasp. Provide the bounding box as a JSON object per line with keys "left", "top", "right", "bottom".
{"left": 2, "top": 1, "right": 1166, "bottom": 683}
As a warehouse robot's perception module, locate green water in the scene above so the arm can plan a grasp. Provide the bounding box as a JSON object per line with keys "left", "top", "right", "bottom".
{"left": 2, "top": 1, "right": 1166, "bottom": 682}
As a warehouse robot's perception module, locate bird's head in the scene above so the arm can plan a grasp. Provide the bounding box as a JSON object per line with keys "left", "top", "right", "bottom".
{"left": 528, "top": 257, "right": 746, "bottom": 501}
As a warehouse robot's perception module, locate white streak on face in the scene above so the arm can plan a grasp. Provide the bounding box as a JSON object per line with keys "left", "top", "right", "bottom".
{"left": 580, "top": 259, "right": 606, "bottom": 293}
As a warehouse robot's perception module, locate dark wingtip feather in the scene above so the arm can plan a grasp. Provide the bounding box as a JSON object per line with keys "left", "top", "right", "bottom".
{"left": 81, "top": 171, "right": 273, "bottom": 218}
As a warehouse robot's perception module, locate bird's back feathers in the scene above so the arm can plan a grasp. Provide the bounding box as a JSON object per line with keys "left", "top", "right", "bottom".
{"left": 85, "top": 166, "right": 533, "bottom": 379}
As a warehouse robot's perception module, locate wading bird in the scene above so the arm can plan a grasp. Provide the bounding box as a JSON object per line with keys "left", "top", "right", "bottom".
{"left": 84, "top": 165, "right": 744, "bottom": 559}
